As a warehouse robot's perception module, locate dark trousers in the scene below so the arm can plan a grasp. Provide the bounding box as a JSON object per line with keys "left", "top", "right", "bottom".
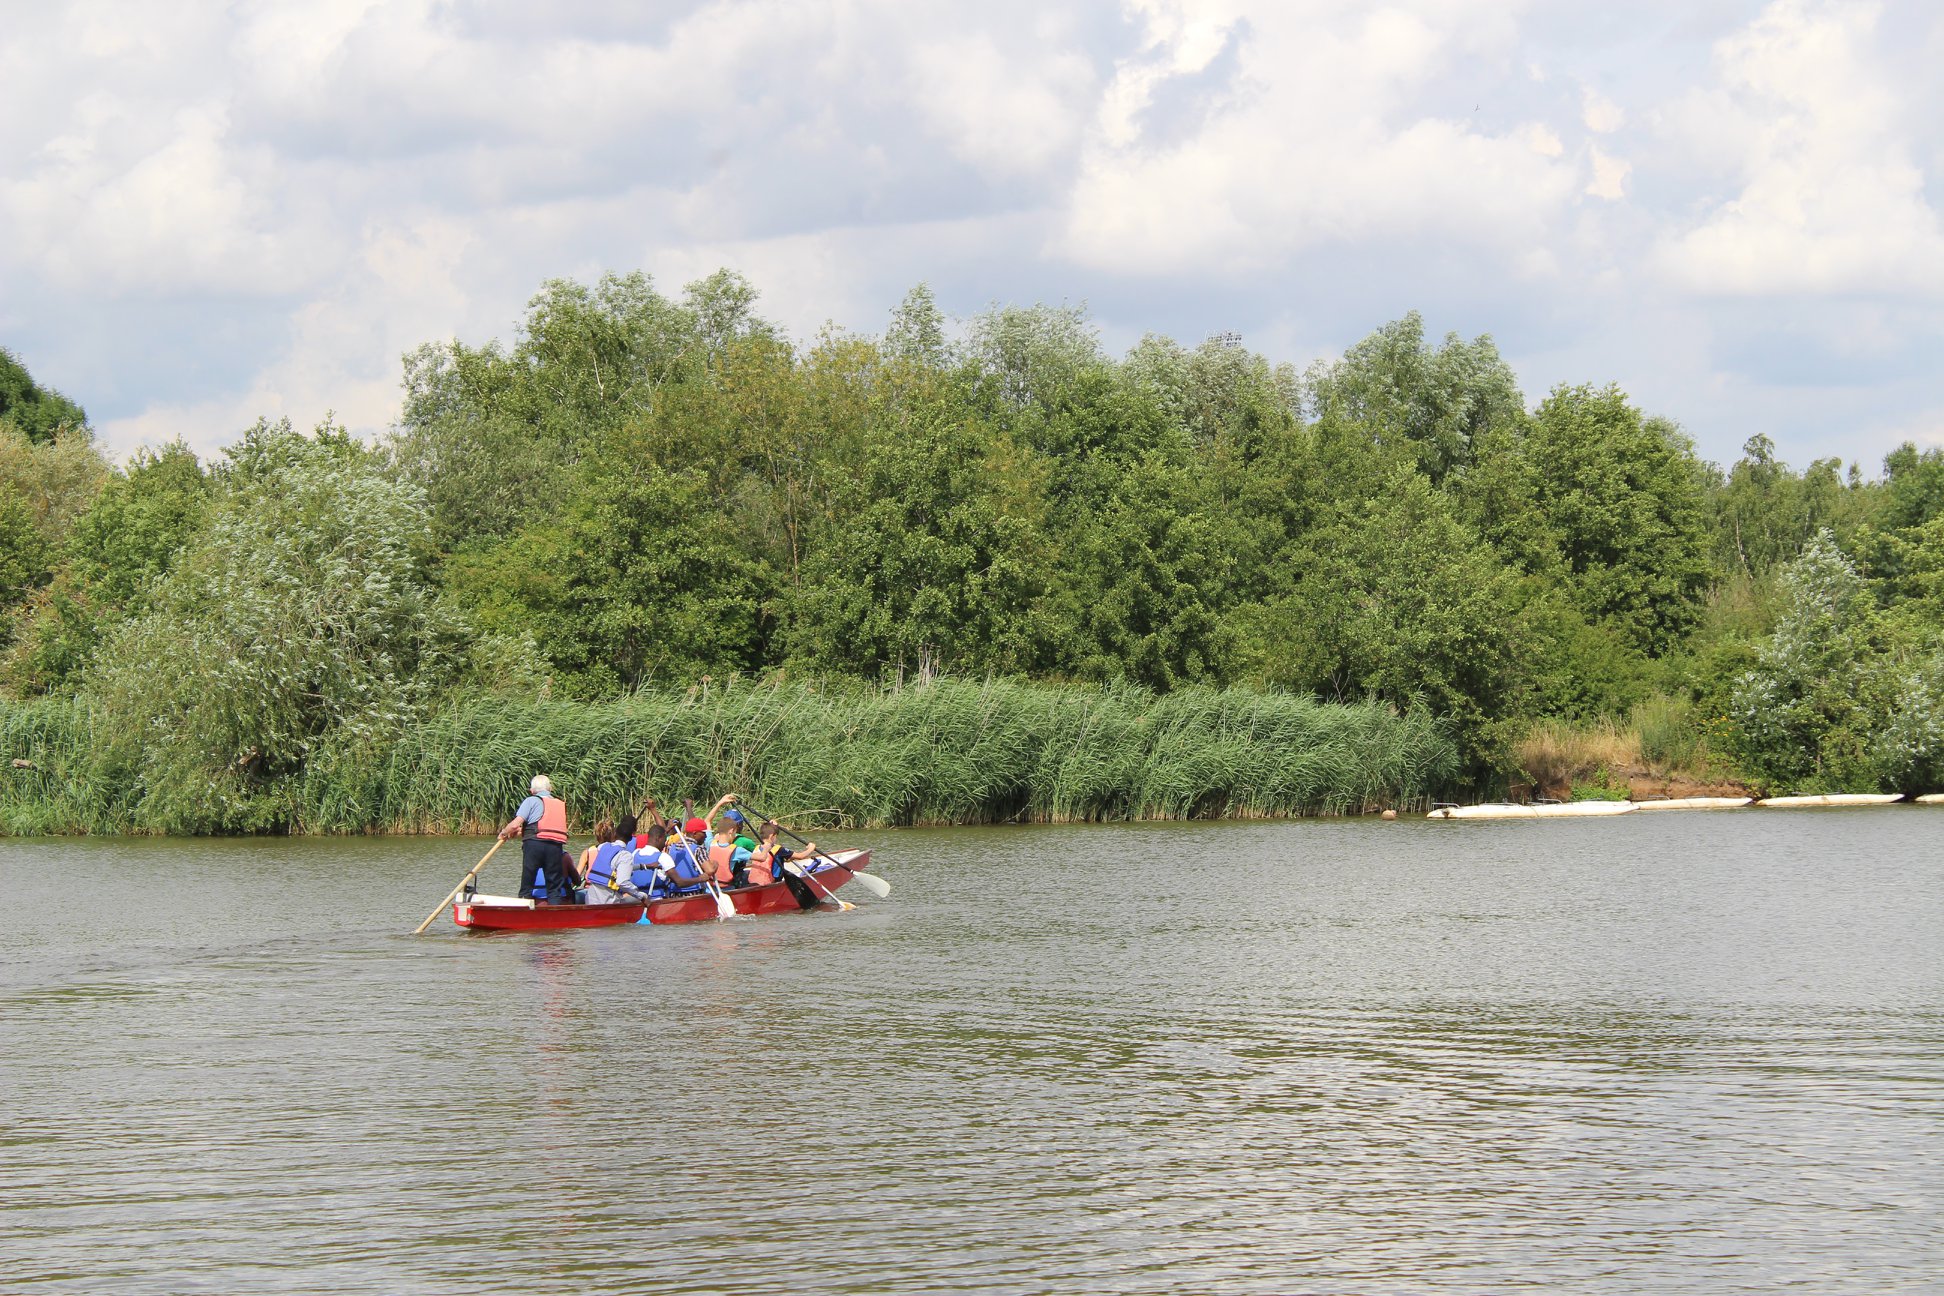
{"left": 520, "top": 838, "right": 569, "bottom": 901}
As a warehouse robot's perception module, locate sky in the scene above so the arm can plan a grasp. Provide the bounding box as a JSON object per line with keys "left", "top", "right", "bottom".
{"left": 4, "top": 0, "right": 1943, "bottom": 472}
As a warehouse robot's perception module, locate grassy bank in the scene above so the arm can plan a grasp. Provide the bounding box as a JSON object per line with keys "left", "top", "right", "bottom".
{"left": 0, "top": 677, "right": 1460, "bottom": 835}
{"left": 1513, "top": 694, "right": 1745, "bottom": 800}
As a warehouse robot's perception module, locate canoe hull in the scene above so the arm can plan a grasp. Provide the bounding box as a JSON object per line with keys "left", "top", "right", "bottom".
{"left": 452, "top": 896, "right": 646, "bottom": 931}
{"left": 452, "top": 849, "right": 870, "bottom": 931}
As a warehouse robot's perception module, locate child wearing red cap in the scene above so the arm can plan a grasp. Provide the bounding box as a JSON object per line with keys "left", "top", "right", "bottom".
{"left": 636, "top": 793, "right": 742, "bottom": 889}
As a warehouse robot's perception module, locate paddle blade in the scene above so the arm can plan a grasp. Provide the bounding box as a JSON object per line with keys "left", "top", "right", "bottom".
{"left": 848, "top": 869, "right": 891, "bottom": 899}
{"left": 714, "top": 889, "right": 735, "bottom": 920}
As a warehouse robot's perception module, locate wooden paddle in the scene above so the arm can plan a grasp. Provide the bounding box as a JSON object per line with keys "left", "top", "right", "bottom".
{"left": 412, "top": 838, "right": 507, "bottom": 935}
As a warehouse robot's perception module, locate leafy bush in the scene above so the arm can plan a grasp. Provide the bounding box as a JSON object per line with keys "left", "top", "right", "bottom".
{"left": 1872, "top": 651, "right": 1944, "bottom": 792}
{"left": 1569, "top": 771, "right": 1631, "bottom": 801}
{"left": 80, "top": 421, "right": 530, "bottom": 832}
{"left": 1726, "top": 532, "right": 1895, "bottom": 792}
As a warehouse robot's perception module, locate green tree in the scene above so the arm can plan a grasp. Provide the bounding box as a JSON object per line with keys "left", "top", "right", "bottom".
{"left": 1122, "top": 334, "right": 1300, "bottom": 450}
{"left": 1306, "top": 312, "right": 1526, "bottom": 484}
{"left": 1712, "top": 434, "right": 1866, "bottom": 578}
{"left": 447, "top": 453, "right": 778, "bottom": 696}
{"left": 389, "top": 270, "right": 762, "bottom": 551}
{"left": 1240, "top": 472, "right": 1530, "bottom": 769}
{"left": 0, "top": 424, "right": 110, "bottom": 548}
{"left": 1881, "top": 441, "right": 1944, "bottom": 530}
{"left": 1448, "top": 421, "right": 1560, "bottom": 573}
{"left": 1873, "top": 649, "right": 1944, "bottom": 793}
{"left": 0, "top": 423, "right": 109, "bottom": 654}
{"left": 0, "top": 491, "right": 45, "bottom": 610}
{"left": 964, "top": 303, "right": 1105, "bottom": 415}
{"left": 790, "top": 411, "right": 1056, "bottom": 678}
{"left": 1527, "top": 384, "right": 1712, "bottom": 654}
{"left": 2, "top": 441, "right": 211, "bottom": 697}
{"left": 0, "top": 347, "right": 87, "bottom": 444}
{"left": 65, "top": 440, "right": 209, "bottom": 606}
{"left": 886, "top": 283, "right": 949, "bottom": 367}
{"left": 1046, "top": 453, "right": 1242, "bottom": 688}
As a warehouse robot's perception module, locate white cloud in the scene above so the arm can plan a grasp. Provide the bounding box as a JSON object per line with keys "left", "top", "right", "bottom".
{"left": 1581, "top": 85, "right": 1624, "bottom": 134}
{"left": 1586, "top": 146, "right": 1629, "bottom": 200}
{"left": 1656, "top": 0, "right": 1944, "bottom": 296}
{"left": 906, "top": 35, "right": 1097, "bottom": 178}
{"left": 1056, "top": 0, "right": 1580, "bottom": 275}
{"left": 1524, "top": 124, "right": 1564, "bottom": 158}
{"left": 7, "top": 0, "right": 1944, "bottom": 475}
{"left": 5, "top": 101, "right": 326, "bottom": 297}
{"left": 97, "top": 214, "right": 478, "bottom": 457}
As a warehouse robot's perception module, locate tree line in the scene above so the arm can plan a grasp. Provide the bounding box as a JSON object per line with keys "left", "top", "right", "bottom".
{"left": 2, "top": 272, "right": 1941, "bottom": 830}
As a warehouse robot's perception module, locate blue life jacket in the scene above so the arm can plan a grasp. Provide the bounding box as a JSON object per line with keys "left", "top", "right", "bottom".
{"left": 666, "top": 841, "right": 705, "bottom": 890}
{"left": 622, "top": 846, "right": 680, "bottom": 895}
{"left": 588, "top": 841, "right": 627, "bottom": 889}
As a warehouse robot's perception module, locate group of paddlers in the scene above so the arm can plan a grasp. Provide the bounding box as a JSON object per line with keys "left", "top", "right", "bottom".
{"left": 495, "top": 776, "right": 817, "bottom": 906}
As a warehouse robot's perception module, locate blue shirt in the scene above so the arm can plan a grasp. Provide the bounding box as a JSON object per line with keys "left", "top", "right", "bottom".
{"left": 514, "top": 795, "right": 546, "bottom": 826}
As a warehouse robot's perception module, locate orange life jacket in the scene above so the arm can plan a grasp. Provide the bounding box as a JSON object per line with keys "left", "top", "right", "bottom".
{"left": 533, "top": 795, "right": 568, "bottom": 843}
{"left": 745, "top": 845, "right": 775, "bottom": 888}
{"left": 707, "top": 839, "right": 737, "bottom": 884}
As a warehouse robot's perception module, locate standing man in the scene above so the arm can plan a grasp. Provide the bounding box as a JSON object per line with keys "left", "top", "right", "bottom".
{"left": 500, "top": 774, "right": 570, "bottom": 903}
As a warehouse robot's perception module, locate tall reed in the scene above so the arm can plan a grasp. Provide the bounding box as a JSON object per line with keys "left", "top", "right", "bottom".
{"left": 0, "top": 677, "right": 1460, "bottom": 835}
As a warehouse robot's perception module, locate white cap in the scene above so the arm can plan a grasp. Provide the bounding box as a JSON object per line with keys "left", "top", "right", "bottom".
{"left": 530, "top": 774, "right": 552, "bottom": 795}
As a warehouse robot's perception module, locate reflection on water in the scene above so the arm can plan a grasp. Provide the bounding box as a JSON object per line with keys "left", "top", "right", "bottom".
{"left": 3, "top": 812, "right": 1942, "bottom": 1293}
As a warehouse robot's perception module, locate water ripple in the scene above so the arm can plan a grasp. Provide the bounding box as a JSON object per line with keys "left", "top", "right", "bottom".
{"left": 3, "top": 814, "right": 1942, "bottom": 1292}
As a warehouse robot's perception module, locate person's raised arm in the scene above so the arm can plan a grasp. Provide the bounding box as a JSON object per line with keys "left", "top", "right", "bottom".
{"left": 704, "top": 793, "right": 738, "bottom": 825}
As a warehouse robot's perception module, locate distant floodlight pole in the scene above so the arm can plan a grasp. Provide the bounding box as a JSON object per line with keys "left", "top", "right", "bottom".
{"left": 1208, "top": 330, "right": 1242, "bottom": 349}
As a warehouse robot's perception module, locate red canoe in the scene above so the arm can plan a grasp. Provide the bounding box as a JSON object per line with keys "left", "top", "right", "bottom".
{"left": 452, "top": 849, "right": 870, "bottom": 932}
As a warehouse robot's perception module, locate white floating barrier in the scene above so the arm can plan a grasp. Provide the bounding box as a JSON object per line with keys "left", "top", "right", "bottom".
{"left": 1430, "top": 791, "right": 1916, "bottom": 819}
{"left": 1428, "top": 801, "right": 1637, "bottom": 820}
{"left": 1631, "top": 796, "right": 1754, "bottom": 811}
{"left": 1917, "top": 793, "right": 1944, "bottom": 805}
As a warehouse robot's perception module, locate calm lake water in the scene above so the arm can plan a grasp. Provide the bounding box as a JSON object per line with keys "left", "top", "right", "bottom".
{"left": 3, "top": 810, "right": 1941, "bottom": 1294}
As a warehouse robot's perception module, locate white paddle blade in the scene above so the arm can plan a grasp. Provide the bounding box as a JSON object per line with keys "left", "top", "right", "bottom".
{"left": 781, "top": 858, "right": 852, "bottom": 910}
{"left": 713, "top": 888, "right": 735, "bottom": 920}
{"left": 848, "top": 870, "right": 891, "bottom": 898}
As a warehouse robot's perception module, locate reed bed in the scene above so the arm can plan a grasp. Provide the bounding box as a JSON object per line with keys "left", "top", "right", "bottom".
{"left": 0, "top": 677, "right": 1459, "bottom": 835}
{"left": 0, "top": 695, "right": 106, "bottom": 835}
